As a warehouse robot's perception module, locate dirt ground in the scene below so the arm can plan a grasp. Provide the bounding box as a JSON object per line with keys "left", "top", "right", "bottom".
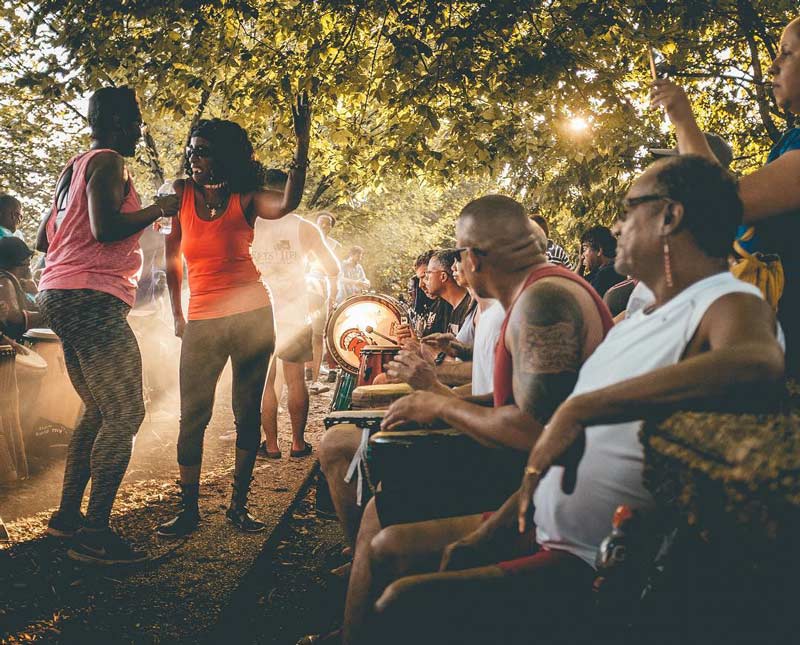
{"left": 0, "top": 375, "right": 337, "bottom": 644}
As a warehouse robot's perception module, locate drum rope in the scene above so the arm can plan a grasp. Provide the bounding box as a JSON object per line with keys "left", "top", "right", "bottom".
{"left": 344, "top": 427, "right": 372, "bottom": 506}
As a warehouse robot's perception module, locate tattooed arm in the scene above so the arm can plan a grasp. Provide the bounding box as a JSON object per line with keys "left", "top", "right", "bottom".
{"left": 382, "top": 280, "right": 584, "bottom": 451}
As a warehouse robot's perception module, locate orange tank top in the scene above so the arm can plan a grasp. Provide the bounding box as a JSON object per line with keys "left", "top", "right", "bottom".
{"left": 179, "top": 181, "right": 270, "bottom": 320}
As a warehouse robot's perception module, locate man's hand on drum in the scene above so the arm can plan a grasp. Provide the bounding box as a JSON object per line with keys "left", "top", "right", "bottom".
{"left": 421, "top": 332, "right": 469, "bottom": 359}
{"left": 385, "top": 349, "right": 437, "bottom": 390}
{"left": 381, "top": 391, "right": 446, "bottom": 430}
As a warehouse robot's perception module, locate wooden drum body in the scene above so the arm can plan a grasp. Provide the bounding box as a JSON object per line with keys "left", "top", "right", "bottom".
{"left": 367, "top": 427, "right": 527, "bottom": 526}
{"left": 22, "top": 328, "right": 83, "bottom": 429}
{"left": 356, "top": 346, "right": 400, "bottom": 387}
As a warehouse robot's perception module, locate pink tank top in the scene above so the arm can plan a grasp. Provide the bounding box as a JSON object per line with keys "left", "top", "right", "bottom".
{"left": 39, "top": 149, "right": 143, "bottom": 306}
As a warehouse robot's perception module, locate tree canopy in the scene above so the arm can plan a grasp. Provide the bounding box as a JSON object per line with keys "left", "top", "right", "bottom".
{"left": 0, "top": 0, "right": 796, "bottom": 290}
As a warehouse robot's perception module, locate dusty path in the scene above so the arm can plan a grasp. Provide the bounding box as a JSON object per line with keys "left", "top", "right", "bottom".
{"left": 0, "top": 378, "right": 334, "bottom": 644}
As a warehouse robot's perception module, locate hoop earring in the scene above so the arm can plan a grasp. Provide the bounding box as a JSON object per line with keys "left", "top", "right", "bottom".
{"left": 663, "top": 237, "right": 674, "bottom": 288}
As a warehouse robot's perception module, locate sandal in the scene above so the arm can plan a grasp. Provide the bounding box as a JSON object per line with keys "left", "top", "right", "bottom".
{"left": 290, "top": 441, "right": 313, "bottom": 458}
{"left": 257, "top": 441, "right": 282, "bottom": 460}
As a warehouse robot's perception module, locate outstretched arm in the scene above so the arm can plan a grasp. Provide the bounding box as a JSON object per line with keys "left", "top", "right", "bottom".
{"left": 251, "top": 93, "right": 311, "bottom": 220}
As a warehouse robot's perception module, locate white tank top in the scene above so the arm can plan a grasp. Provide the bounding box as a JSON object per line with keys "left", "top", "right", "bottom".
{"left": 251, "top": 214, "right": 308, "bottom": 324}
{"left": 534, "top": 272, "right": 767, "bottom": 567}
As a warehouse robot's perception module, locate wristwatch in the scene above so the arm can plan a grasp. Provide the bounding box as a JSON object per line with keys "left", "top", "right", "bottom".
{"left": 434, "top": 352, "right": 446, "bottom": 366}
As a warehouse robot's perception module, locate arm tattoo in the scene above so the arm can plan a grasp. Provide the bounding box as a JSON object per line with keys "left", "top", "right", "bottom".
{"left": 510, "top": 281, "right": 584, "bottom": 424}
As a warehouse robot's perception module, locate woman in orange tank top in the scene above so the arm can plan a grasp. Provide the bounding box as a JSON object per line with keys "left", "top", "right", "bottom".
{"left": 158, "top": 94, "right": 311, "bottom": 538}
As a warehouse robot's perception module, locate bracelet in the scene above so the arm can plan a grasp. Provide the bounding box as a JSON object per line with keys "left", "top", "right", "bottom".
{"left": 157, "top": 205, "right": 166, "bottom": 218}
{"left": 288, "top": 158, "right": 309, "bottom": 171}
{"left": 524, "top": 466, "right": 542, "bottom": 477}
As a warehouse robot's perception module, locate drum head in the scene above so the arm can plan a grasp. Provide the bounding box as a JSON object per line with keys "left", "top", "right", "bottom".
{"left": 23, "top": 328, "right": 59, "bottom": 341}
{"left": 14, "top": 345, "right": 47, "bottom": 372}
{"left": 326, "top": 294, "right": 406, "bottom": 374}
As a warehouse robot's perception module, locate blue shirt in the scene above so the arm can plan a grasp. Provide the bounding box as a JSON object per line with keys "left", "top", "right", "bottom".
{"left": 736, "top": 127, "right": 800, "bottom": 376}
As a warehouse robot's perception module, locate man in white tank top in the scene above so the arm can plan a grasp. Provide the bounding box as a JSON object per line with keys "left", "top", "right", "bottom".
{"left": 251, "top": 202, "right": 339, "bottom": 458}
{"left": 331, "top": 156, "right": 785, "bottom": 644}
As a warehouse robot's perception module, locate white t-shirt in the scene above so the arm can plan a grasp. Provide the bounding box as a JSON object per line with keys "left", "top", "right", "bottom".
{"left": 471, "top": 300, "right": 504, "bottom": 396}
{"left": 534, "top": 272, "right": 769, "bottom": 568}
{"left": 251, "top": 214, "right": 308, "bottom": 326}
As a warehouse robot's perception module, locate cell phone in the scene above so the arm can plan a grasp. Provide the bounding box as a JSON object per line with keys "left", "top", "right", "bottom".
{"left": 648, "top": 46, "right": 668, "bottom": 80}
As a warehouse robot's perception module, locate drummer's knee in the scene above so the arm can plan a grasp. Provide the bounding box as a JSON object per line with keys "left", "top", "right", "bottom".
{"left": 319, "top": 427, "right": 360, "bottom": 475}
{"left": 370, "top": 527, "right": 402, "bottom": 574}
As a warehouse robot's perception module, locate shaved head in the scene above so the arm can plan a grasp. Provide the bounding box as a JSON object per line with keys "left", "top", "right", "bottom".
{"left": 457, "top": 195, "right": 547, "bottom": 256}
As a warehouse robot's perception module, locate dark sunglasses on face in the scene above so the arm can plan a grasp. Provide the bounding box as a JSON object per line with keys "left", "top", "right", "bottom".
{"left": 185, "top": 145, "right": 212, "bottom": 159}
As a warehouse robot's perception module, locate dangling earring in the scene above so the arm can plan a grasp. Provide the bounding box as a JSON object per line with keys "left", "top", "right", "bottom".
{"left": 663, "top": 237, "right": 674, "bottom": 288}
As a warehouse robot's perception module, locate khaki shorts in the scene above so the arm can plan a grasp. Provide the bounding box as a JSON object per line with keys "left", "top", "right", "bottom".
{"left": 275, "top": 321, "right": 313, "bottom": 363}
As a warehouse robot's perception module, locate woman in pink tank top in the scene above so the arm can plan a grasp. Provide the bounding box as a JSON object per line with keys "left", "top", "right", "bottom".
{"left": 157, "top": 94, "right": 312, "bottom": 539}
{"left": 35, "top": 87, "right": 180, "bottom": 565}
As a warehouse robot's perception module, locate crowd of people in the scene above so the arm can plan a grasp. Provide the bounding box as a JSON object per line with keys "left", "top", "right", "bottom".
{"left": 0, "top": 12, "right": 798, "bottom": 644}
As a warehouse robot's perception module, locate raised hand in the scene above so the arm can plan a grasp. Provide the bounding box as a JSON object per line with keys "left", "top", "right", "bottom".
{"left": 292, "top": 90, "right": 311, "bottom": 141}
{"left": 650, "top": 79, "right": 695, "bottom": 126}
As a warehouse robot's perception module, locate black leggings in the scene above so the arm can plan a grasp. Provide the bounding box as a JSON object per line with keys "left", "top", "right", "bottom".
{"left": 38, "top": 289, "right": 145, "bottom": 527}
{"left": 178, "top": 306, "right": 275, "bottom": 466}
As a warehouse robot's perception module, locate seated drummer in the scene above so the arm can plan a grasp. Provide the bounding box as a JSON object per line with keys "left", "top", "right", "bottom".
{"left": 337, "top": 156, "right": 785, "bottom": 645}
{"left": 0, "top": 236, "right": 43, "bottom": 341}
{"left": 318, "top": 194, "right": 612, "bottom": 549}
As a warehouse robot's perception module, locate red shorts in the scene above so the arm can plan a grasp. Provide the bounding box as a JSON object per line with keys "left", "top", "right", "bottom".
{"left": 481, "top": 511, "right": 593, "bottom": 578}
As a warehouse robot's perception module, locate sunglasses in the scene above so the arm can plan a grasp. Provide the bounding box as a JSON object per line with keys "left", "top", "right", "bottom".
{"left": 185, "top": 144, "right": 212, "bottom": 159}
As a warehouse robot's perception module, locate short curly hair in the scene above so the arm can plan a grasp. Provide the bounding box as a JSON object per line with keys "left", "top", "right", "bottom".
{"left": 185, "top": 118, "right": 267, "bottom": 194}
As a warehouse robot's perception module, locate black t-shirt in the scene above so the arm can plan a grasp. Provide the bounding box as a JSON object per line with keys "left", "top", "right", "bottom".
{"left": 420, "top": 298, "right": 452, "bottom": 336}
{"left": 444, "top": 293, "right": 474, "bottom": 335}
{"left": 586, "top": 263, "right": 626, "bottom": 298}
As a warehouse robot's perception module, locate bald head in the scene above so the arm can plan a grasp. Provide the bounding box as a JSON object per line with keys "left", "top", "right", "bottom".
{"left": 456, "top": 195, "right": 547, "bottom": 256}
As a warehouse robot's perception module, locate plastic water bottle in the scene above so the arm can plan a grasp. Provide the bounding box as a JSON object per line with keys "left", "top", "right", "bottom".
{"left": 156, "top": 180, "right": 175, "bottom": 235}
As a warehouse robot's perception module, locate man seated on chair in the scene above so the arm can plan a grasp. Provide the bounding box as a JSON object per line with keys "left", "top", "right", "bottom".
{"left": 335, "top": 156, "right": 785, "bottom": 645}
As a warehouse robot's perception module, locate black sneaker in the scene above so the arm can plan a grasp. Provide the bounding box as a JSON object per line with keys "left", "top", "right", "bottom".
{"left": 67, "top": 527, "right": 148, "bottom": 565}
{"left": 226, "top": 506, "right": 267, "bottom": 533}
{"left": 156, "top": 507, "right": 200, "bottom": 538}
{"left": 47, "top": 510, "right": 85, "bottom": 538}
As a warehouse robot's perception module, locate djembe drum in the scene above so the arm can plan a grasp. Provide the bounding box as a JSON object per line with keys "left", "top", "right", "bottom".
{"left": 638, "top": 408, "right": 800, "bottom": 642}
{"left": 22, "top": 328, "right": 83, "bottom": 429}
{"left": 351, "top": 383, "right": 413, "bottom": 409}
{"left": 367, "top": 427, "right": 527, "bottom": 525}
{"left": 0, "top": 345, "right": 28, "bottom": 482}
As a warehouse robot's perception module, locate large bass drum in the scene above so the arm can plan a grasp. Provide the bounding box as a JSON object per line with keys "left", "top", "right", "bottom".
{"left": 325, "top": 293, "right": 407, "bottom": 376}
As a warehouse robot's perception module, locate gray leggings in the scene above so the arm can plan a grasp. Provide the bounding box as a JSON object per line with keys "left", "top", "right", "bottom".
{"left": 38, "top": 289, "right": 145, "bottom": 528}
{"left": 178, "top": 306, "right": 275, "bottom": 466}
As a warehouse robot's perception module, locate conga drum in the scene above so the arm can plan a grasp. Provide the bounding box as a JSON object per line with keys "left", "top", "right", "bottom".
{"left": 0, "top": 345, "right": 28, "bottom": 482}
{"left": 22, "top": 328, "right": 83, "bottom": 429}
{"left": 329, "top": 370, "right": 357, "bottom": 412}
{"left": 367, "top": 427, "right": 527, "bottom": 526}
{"left": 11, "top": 343, "right": 48, "bottom": 432}
{"left": 351, "top": 383, "right": 413, "bottom": 410}
{"left": 356, "top": 346, "right": 400, "bottom": 387}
